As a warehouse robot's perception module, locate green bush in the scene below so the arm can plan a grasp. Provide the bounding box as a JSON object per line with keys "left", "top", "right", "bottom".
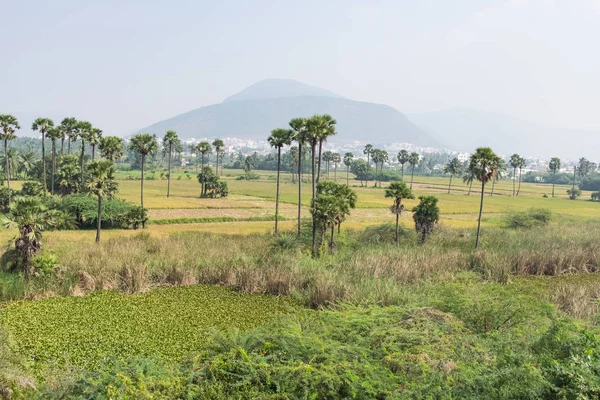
{"left": 506, "top": 208, "right": 552, "bottom": 228}
{"left": 31, "top": 254, "right": 59, "bottom": 275}
{"left": 236, "top": 172, "right": 260, "bottom": 181}
{"left": 20, "top": 181, "right": 45, "bottom": 197}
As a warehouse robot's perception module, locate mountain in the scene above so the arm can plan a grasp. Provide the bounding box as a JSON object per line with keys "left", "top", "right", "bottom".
{"left": 136, "top": 79, "right": 441, "bottom": 147}
{"left": 407, "top": 108, "right": 599, "bottom": 159}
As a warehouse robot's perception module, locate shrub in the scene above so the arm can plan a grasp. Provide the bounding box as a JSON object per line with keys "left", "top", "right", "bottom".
{"left": 236, "top": 172, "right": 260, "bottom": 180}
{"left": 31, "top": 254, "right": 59, "bottom": 275}
{"left": 506, "top": 208, "right": 552, "bottom": 228}
{"left": 358, "top": 223, "right": 410, "bottom": 245}
{"left": 20, "top": 181, "right": 45, "bottom": 197}
{"left": 567, "top": 188, "right": 581, "bottom": 200}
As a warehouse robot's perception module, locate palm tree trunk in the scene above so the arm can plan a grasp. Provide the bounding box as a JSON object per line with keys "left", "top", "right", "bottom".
{"left": 410, "top": 165, "right": 415, "bottom": 189}
{"left": 68, "top": 139, "right": 71, "bottom": 155}
{"left": 80, "top": 140, "right": 85, "bottom": 187}
{"left": 141, "top": 154, "right": 145, "bottom": 228}
{"left": 167, "top": 143, "right": 172, "bottom": 198}
{"left": 4, "top": 139, "right": 10, "bottom": 205}
{"left": 275, "top": 147, "right": 281, "bottom": 234}
{"left": 297, "top": 142, "right": 302, "bottom": 236}
{"left": 316, "top": 140, "right": 323, "bottom": 184}
{"left": 468, "top": 179, "right": 473, "bottom": 195}
{"left": 92, "top": 144, "right": 96, "bottom": 161}
{"left": 51, "top": 141, "right": 56, "bottom": 195}
{"left": 201, "top": 153, "right": 205, "bottom": 196}
{"left": 395, "top": 211, "right": 400, "bottom": 247}
{"left": 475, "top": 181, "right": 485, "bottom": 248}
{"left": 216, "top": 152, "right": 219, "bottom": 177}
{"left": 512, "top": 167, "right": 516, "bottom": 196}
{"left": 311, "top": 142, "right": 317, "bottom": 256}
{"left": 448, "top": 174, "right": 453, "bottom": 194}
{"left": 571, "top": 167, "right": 577, "bottom": 198}
{"left": 334, "top": 164, "right": 337, "bottom": 182}
{"left": 491, "top": 178, "right": 496, "bottom": 196}
{"left": 552, "top": 171, "right": 556, "bottom": 198}
{"left": 401, "top": 165, "right": 404, "bottom": 180}
{"left": 96, "top": 195, "right": 103, "bottom": 243}
{"left": 329, "top": 225, "right": 335, "bottom": 253}
{"left": 61, "top": 138, "right": 65, "bottom": 155}
{"left": 517, "top": 168, "right": 522, "bottom": 196}
{"left": 346, "top": 167, "right": 349, "bottom": 185}
{"left": 42, "top": 130, "right": 47, "bottom": 196}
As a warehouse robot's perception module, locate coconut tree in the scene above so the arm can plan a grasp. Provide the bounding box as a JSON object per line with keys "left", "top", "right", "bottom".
{"left": 46, "top": 126, "right": 63, "bottom": 195}
{"left": 128, "top": 134, "right": 158, "bottom": 224}
{"left": 470, "top": 147, "right": 502, "bottom": 248}
{"left": 413, "top": 196, "right": 440, "bottom": 244}
{"left": 87, "top": 160, "right": 118, "bottom": 242}
{"left": 444, "top": 157, "right": 462, "bottom": 194}
{"left": 0, "top": 115, "right": 20, "bottom": 204}
{"left": 59, "top": 117, "right": 77, "bottom": 155}
{"left": 268, "top": 128, "right": 293, "bottom": 233}
{"left": 212, "top": 139, "right": 225, "bottom": 176}
{"left": 163, "top": 130, "right": 180, "bottom": 198}
{"left": 75, "top": 121, "right": 93, "bottom": 186}
{"left": 88, "top": 128, "right": 102, "bottom": 161}
{"left": 31, "top": 118, "right": 54, "bottom": 195}
{"left": 397, "top": 150, "right": 409, "bottom": 180}
{"left": 385, "top": 181, "right": 414, "bottom": 247}
{"left": 343, "top": 152, "right": 353, "bottom": 185}
{"left": 99, "top": 136, "right": 124, "bottom": 162}
{"left": 289, "top": 117, "right": 308, "bottom": 235}
{"left": 195, "top": 141, "right": 212, "bottom": 197}
{"left": 408, "top": 152, "right": 420, "bottom": 189}
{"left": 548, "top": 157, "right": 561, "bottom": 198}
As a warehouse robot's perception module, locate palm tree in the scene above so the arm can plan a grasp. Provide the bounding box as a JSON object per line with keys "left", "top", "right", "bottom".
{"left": 490, "top": 160, "right": 506, "bottom": 197}
{"left": 397, "top": 150, "right": 409, "bottom": 180}
{"left": 289, "top": 146, "right": 299, "bottom": 183}
{"left": 408, "top": 152, "right": 419, "bottom": 189}
{"left": 443, "top": 158, "right": 462, "bottom": 194}
{"left": 31, "top": 118, "right": 54, "bottom": 195}
{"left": 59, "top": 117, "right": 78, "bottom": 155}
{"left": 87, "top": 160, "right": 118, "bottom": 242}
{"left": 128, "top": 134, "right": 158, "bottom": 224}
{"left": 509, "top": 154, "right": 525, "bottom": 196}
{"left": 163, "top": 130, "right": 180, "bottom": 198}
{"left": 343, "top": 152, "right": 353, "bottom": 185}
{"left": 268, "top": 128, "right": 293, "bottom": 233}
{"left": 88, "top": 128, "right": 102, "bottom": 161}
{"left": 385, "top": 181, "right": 414, "bottom": 247}
{"left": 195, "top": 141, "right": 212, "bottom": 197}
{"left": 469, "top": 147, "right": 502, "bottom": 248}
{"left": 18, "top": 152, "right": 36, "bottom": 180}
{"left": 413, "top": 196, "right": 440, "bottom": 244}
{"left": 549, "top": 157, "right": 561, "bottom": 198}
{"left": 371, "top": 150, "right": 381, "bottom": 187}
{"left": 516, "top": 156, "right": 526, "bottom": 196}
{"left": 315, "top": 181, "right": 356, "bottom": 251}
{"left": 99, "top": 136, "right": 124, "bottom": 162}
{"left": 289, "top": 117, "right": 308, "bottom": 236}
{"left": 212, "top": 139, "right": 225, "bottom": 176}
{"left": 462, "top": 163, "right": 476, "bottom": 195}
{"left": 46, "top": 127, "right": 63, "bottom": 195}
{"left": 322, "top": 151, "right": 333, "bottom": 179}
{"left": 0, "top": 115, "right": 20, "bottom": 204}
{"left": 76, "top": 121, "right": 93, "bottom": 186}
{"left": 364, "top": 144, "right": 373, "bottom": 167}
{"left": 379, "top": 150, "right": 388, "bottom": 187}
{"left": 332, "top": 153, "right": 341, "bottom": 182}
{"left": 315, "top": 115, "right": 337, "bottom": 184}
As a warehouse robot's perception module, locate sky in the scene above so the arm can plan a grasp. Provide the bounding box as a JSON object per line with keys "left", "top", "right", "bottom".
{"left": 2, "top": 0, "right": 600, "bottom": 137}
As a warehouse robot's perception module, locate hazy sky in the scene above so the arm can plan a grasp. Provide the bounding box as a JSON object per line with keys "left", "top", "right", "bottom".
{"left": 2, "top": 0, "right": 600, "bottom": 136}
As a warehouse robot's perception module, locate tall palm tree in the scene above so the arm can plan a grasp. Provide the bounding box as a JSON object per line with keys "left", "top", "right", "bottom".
{"left": 343, "top": 152, "right": 353, "bottom": 185}
{"left": 212, "top": 139, "right": 225, "bottom": 176}
{"left": 509, "top": 154, "right": 523, "bottom": 196}
{"left": 59, "top": 117, "right": 78, "bottom": 155}
{"left": 549, "top": 157, "right": 561, "bottom": 198}
{"left": 268, "top": 128, "right": 293, "bottom": 233}
{"left": 128, "top": 133, "right": 158, "bottom": 225}
{"left": 516, "top": 156, "right": 526, "bottom": 196}
{"left": 408, "top": 152, "right": 419, "bottom": 189}
{"left": 463, "top": 163, "right": 476, "bottom": 195}
{"left": 163, "top": 130, "right": 180, "bottom": 198}
{"left": 332, "top": 153, "right": 341, "bottom": 182}
{"left": 385, "top": 181, "right": 414, "bottom": 247}
{"left": 443, "top": 157, "right": 462, "bottom": 194}
{"left": 289, "top": 146, "right": 299, "bottom": 184}
{"left": 490, "top": 160, "right": 506, "bottom": 197}
{"left": 2, "top": 148, "right": 20, "bottom": 181}
{"left": 88, "top": 128, "right": 102, "bottom": 161}
{"left": 46, "top": 127, "right": 63, "bottom": 195}
{"left": 87, "top": 160, "right": 118, "bottom": 242}
{"left": 0, "top": 115, "right": 20, "bottom": 204}
{"left": 371, "top": 150, "right": 382, "bottom": 187}
{"left": 364, "top": 144, "right": 373, "bottom": 168}
{"left": 469, "top": 147, "right": 502, "bottom": 248}
{"left": 315, "top": 114, "right": 336, "bottom": 184}
{"left": 31, "top": 117, "right": 54, "bottom": 195}
{"left": 76, "top": 121, "right": 93, "bottom": 186}
{"left": 397, "top": 150, "right": 409, "bottom": 180}
{"left": 195, "top": 141, "right": 212, "bottom": 196}
{"left": 99, "top": 136, "right": 124, "bottom": 162}
{"left": 322, "top": 151, "right": 333, "bottom": 179}
{"left": 289, "top": 118, "right": 308, "bottom": 235}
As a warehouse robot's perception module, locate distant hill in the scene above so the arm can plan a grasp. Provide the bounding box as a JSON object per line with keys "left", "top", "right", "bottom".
{"left": 407, "top": 108, "right": 599, "bottom": 159}
{"left": 136, "top": 79, "right": 441, "bottom": 147}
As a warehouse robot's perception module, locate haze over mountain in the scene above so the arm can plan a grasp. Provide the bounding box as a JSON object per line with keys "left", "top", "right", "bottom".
{"left": 137, "top": 79, "right": 441, "bottom": 147}
{"left": 407, "top": 108, "right": 599, "bottom": 159}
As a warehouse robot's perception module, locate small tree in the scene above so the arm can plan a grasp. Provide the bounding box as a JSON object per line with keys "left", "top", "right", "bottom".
{"left": 343, "top": 152, "right": 353, "bottom": 185}
{"left": 385, "top": 181, "right": 414, "bottom": 247}
{"left": 413, "top": 196, "right": 440, "bottom": 244}
{"left": 87, "top": 161, "right": 118, "bottom": 242}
